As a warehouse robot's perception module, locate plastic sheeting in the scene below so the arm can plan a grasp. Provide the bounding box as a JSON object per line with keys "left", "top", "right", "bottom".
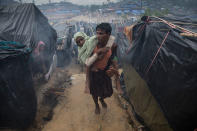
{"left": 117, "top": 16, "right": 197, "bottom": 131}
{"left": 0, "top": 3, "right": 57, "bottom": 63}
{"left": 0, "top": 3, "right": 57, "bottom": 128}
{"left": 0, "top": 41, "right": 36, "bottom": 128}
{"left": 0, "top": 41, "right": 30, "bottom": 59}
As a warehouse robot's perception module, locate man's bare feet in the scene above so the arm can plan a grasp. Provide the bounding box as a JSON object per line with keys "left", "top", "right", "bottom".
{"left": 95, "top": 105, "right": 100, "bottom": 114}
{"left": 99, "top": 98, "right": 107, "bottom": 108}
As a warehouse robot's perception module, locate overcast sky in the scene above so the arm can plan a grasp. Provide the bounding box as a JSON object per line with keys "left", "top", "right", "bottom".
{"left": 20, "top": 0, "right": 119, "bottom": 5}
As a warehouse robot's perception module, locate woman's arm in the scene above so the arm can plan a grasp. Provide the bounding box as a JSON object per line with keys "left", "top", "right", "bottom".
{"left": 85, "top": 53, "right": 98, "bottom": 67}
{"left": 85, "top": 35, "right": 115, "bottom": 67}
{"left": 85, "top": 47, "right": 109, "bottom": 67}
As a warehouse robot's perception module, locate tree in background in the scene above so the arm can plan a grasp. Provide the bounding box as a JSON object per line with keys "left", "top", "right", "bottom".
{"left": 146, "top": 0, "right": 197, "bottom": 8}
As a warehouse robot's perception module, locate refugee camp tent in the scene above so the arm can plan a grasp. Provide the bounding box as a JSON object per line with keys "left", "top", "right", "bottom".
{"left": 0, "top": 41, "right": 36, "bottom": 129}
{"left": 117, "top": 16, "right": 197, "bottom": 131}
{"left": 115, "top": 10, "right": 123, "bottom": 15}
{"left": 0, "top": 3, "right": 57, "bottom": 72}
{"left": 0, "top": 3, "right": 57, "bottom": 128}
{"left": 0, "top": 0, "right": 18, "bottom": 5}
{"left": 131, "top": 10, "right": 145, "bottom": 15}
{"left": 124, "top": 10, "right": 130, "bottom": 14}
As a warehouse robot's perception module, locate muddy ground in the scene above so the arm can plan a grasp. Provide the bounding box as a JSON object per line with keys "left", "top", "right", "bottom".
{"left": 1, "top": 62, "right": 135, "bottom": 131}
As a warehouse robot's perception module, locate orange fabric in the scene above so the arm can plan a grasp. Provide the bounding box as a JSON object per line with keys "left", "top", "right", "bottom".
{"left": 123, "top": 25, "right": 134, "bottom": 44}
{"left": 93, "top": 46, "right": 112, "bottom": 70}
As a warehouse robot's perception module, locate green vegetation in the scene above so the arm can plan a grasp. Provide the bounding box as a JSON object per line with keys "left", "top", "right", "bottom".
{"left": 88, "top": 5, "right": 101, "bottom": 12}
{"left": 146, "top": 0, "right": 197, "bottom": 8}
{"left": 143, "top": 8, "right": 169, "bottom": 17}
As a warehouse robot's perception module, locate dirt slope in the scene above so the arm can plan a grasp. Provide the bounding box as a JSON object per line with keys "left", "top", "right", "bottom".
{"left": 43, "top": 66, "right": 133, "bottom": 131}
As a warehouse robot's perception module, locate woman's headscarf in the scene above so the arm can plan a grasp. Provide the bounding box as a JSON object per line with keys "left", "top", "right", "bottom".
{"left": 73, "top": 32, "right": 98, "bottom": 64}
{"left": 74, "top": 32, "right": 90, "bottom": 42}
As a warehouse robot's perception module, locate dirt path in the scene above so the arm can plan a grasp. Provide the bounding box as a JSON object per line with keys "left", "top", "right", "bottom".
{"left": 43, "top": 65, "right": 133, "bottom": 131}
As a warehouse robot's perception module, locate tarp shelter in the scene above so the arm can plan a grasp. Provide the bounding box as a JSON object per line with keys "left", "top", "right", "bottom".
{"left": 0, "top": 3, "right": 57, "bottom": 128}
{"left": 117, "top": 16, "right": 197, "bottom": 131}
{"left": 131, "top": 10, "right": 145, "bottom": 15}
{"left": 0, "top": 41, "right": 36, "bottom": 129}
{"left": 71, "top": 10, "right": 81, "bottom": 14}
{"left": 124, "top": 10, "right": 130, "bottom": 14}
{"left": 0, "top": 3, "right": 57, "bottom": 68}
{"left": 115, "top": 10, "right": 122, "bottom": 15}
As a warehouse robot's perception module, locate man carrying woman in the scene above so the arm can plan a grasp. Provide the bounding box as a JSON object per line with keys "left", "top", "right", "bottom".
{"left": 74, "top": 23, "right": 122, "bottom": 114}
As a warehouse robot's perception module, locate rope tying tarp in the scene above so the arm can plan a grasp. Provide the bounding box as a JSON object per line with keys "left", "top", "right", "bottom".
{"left": 145, "top": 30, "right": 170, "bottom": 76}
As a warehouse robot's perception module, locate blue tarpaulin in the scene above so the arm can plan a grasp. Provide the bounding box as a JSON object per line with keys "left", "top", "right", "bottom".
{"left": 115, "top": 10, "right": 122, "bottom": 14}
{"left": 124, "top": 10, "right": 130, "bottom": 13}
{"left": 131, "top": 10, "right": 145, "bottom": 15}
